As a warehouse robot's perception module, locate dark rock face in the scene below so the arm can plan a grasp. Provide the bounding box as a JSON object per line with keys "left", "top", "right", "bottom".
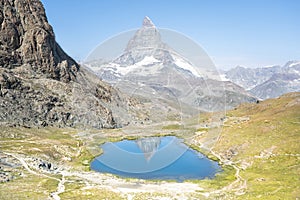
{"left": 0, "top": 0, "right": 79, "bottom": 82}
{"left": 0, "top": 0, "right": 142, "bottom": 128}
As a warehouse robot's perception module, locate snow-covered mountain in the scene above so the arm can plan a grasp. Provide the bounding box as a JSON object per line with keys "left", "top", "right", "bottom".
{"left": 85, "top": 17, "right": 256, "bottom": 114}
{"left": 225, "top": 61, "right": 300, "bottom": 99}
{"left": 88, "top": 17, "right": 203, "bottom": 82}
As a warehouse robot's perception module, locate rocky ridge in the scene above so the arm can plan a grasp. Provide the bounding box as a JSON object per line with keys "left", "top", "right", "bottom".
{"left": 225, "top": 61, "right": 300, "bottom": 99}
{"left": 0, "top": 0, "right": 143, "bottom": 128}
{"left": 0, "top": 0, "right": 78, "bottom": 82}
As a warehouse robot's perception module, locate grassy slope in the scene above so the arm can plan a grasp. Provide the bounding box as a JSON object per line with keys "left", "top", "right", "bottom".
{"left": 211, "top": 92, "right": 300, "bottom": 199}
{"left": 0, "top": 127, "right": 124, "bottom": 199}
{"left": 0, "top": 93, "right": 299, "bottom": 199}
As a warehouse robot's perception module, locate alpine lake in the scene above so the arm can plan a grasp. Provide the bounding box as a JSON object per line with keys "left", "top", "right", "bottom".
{"left": 91, "top": 136, "right": 222, "bottom": 182}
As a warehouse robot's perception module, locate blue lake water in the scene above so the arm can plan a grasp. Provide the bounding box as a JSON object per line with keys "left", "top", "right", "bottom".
{"left": 91, "top": 136, "right": 221, "bottom": 182}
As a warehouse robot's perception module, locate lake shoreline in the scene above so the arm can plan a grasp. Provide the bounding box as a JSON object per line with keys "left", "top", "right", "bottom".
{"left": 90, "top": 135, "right": 222, "bottom": 182}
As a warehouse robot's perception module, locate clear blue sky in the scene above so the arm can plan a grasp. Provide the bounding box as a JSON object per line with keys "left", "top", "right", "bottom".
{"left": 41, "top": 0, "right": 300, "bottom": 69}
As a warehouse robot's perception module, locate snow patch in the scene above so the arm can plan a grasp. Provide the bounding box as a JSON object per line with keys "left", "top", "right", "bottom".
{"left": 262, "top": 65, "right": 276, "bottom": 68}
{"left": 115, "top": 56, "right": 160, "bottom": 75}
{"left": 136, "top": 56, "right": 160, "bottom": 66}
{"left": 172, "top": 55, "right": 201, "bottom": 77}
{"left": 289, "top": 61, "right": 300, "bottom": 67}
{"left": 220, "top": 74, "right": 230, "bottom": 81}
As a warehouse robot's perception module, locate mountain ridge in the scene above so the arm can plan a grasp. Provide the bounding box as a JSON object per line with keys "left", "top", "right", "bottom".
{"left": 87, "top": 17, "right": 257, "bottom": 113}
{"left": 0, "top": 0, "right": 79, "bottom": 82}
{"left": 224, "top": 61, "right": 300, "bottom": 99}
{"left": 0, "top": 0, "right": 144, "bottom": 128}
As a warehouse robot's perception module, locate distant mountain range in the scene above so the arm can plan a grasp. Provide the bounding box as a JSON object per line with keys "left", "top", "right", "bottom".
{"left": 86, "top": 17, "right": 257, "bottom": 114}
{"left": 224, "top": 61, "right": 300, "bottom": 99}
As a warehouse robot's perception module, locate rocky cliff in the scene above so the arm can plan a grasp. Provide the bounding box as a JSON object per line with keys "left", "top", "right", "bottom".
{"left": 0, "top": 0, "right": 142, "bottom": 128}
{"left": 0, "top": 0, "right": 78, "bottom": 82}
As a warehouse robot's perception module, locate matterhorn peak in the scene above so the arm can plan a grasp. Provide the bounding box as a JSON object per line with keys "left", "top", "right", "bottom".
{"left": 125, "top": 16, "right": 164, "bottom": 52}
{"left": 143, "top": 16, "right": 155, "bottom": 28}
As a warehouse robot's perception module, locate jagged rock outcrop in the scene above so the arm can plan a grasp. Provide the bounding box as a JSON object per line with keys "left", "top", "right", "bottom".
{"left": 0, "top": 0, "right": 78, "bottom": 82}
{"left": 125, "top": 16, "right": 167, "bottom": 54}
{"left": 0, "top": 0, "right": 144, "bottom": 128}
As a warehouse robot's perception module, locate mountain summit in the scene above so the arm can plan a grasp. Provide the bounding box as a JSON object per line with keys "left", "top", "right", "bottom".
{"left": 142, "top": 16, "right": 155, "bottom": 28}
{"left": 125, "top": 16, "right": 166, "bottom": 53}
{"left": 87, "top": 17, "right": 256, "bottom": 114}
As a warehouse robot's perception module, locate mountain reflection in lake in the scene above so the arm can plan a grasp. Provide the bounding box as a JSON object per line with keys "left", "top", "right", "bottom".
{"left": 136, "top": 137, "right": 161, "bottom": 161}
{"left": 91, "top": 136, "right": 221, "bottom": 182}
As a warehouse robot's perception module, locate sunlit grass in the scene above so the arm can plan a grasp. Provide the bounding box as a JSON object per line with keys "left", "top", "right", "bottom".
{"left": 0, "top": 173, "right": 58, "bottom": 200}
{"left": 210, "top": 93, "right": 300, "bottom": 199}
{"left": 0, "top": 93, "right": 299, "bottom": 199}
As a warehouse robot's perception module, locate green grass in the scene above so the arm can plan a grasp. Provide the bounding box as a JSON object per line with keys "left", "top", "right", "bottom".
{"left": 0, "top": 173, "right": 59, "bottom": 200}
{"left": 210, "top": 93, "right": 300, "bottom": 199}
{"left": 196, "top": 127, "right": 209, "bottom": 132}
{"left": 190, "top": 164, "right": 236, "bottom": 190}
{"left": 60, "top": 187, "right": 125, "bottom": 200}
{"left": 0, "top": 127, "right": 97, "bottom": 198}
{"left": 236, "top": 155, "right": 300, "bottom": 199}
{"left": 0, "top": 92, "right": 299, "bottom": 199}
{"left": 162, "top": 124, "right": 183, "bottom": 130}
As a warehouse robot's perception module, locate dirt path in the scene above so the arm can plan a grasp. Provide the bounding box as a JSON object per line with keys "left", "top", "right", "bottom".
{"left": 59, "top": 170, "right": 203, "bottom": 199}
{"left": 2, "top": 139, "right": 247, "bottom": 199}
{"left": 2, "top": 152, "right": 65, "bottom": 200}
{"left": 3, "top": 151, "right": 203, "bottom": 199}
{"left": 51, "top": 175, "right": 65, "bottom": 200}
{"left": 202, "top": 149, "right": 247, "bottom": 197}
